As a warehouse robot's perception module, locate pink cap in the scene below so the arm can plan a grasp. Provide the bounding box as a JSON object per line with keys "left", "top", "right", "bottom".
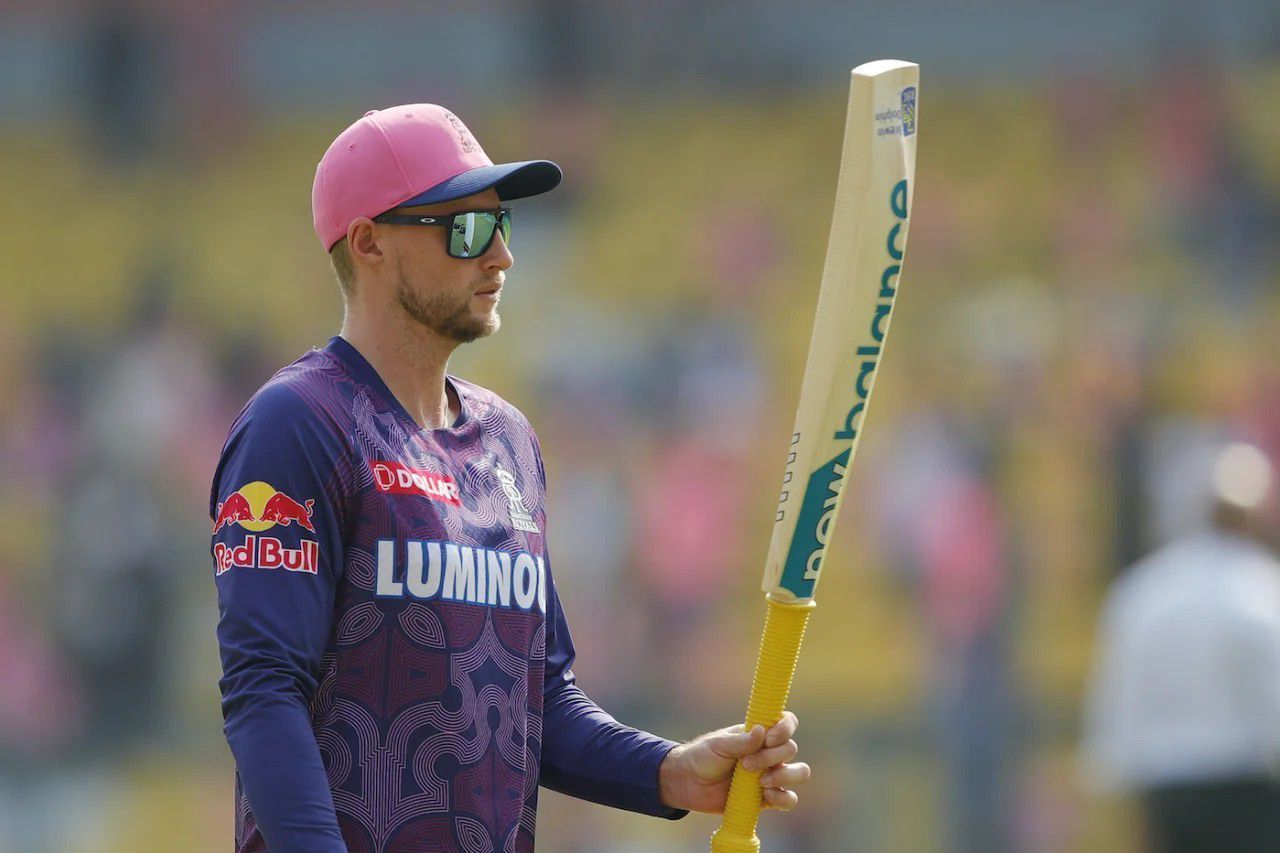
{"left": 312, "top": 104, "right": 561, "bottom": 250}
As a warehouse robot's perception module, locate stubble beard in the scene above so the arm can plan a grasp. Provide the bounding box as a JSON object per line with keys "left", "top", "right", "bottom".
{"left": 395, "top": 261, "right": 500, "bottom": 344}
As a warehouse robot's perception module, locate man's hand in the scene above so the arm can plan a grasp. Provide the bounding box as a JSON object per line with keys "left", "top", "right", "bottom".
{"left": 658, "top": 711, "right": 811, "bottom": 814}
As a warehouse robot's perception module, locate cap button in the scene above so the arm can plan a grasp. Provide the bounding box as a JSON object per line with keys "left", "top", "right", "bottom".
{"left": 363, "top": 110, "right": 377, "bottom": 117}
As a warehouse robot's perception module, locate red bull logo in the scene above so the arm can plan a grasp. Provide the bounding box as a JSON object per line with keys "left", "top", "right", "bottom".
{"left": 212, "top": 482, "right": 319, "bottom": 577}
{"left": 213, "top": 481, "right": 316, "bottom": 534}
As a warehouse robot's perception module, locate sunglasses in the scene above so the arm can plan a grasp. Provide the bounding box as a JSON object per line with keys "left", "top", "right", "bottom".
{"left": 373, "top": 207, "right": 512, "bottom": 259}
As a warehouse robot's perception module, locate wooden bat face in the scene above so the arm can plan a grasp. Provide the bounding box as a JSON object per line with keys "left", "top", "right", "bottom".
{"left": 765, "top": 61, "right": 918, "bottom": 603}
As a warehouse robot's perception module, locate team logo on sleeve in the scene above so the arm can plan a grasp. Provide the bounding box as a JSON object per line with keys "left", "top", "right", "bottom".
{"left": 212, "top": 481, "right": 319, "bottom": 576}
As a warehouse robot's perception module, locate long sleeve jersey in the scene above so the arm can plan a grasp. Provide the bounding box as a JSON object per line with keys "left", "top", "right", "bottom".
{"left": 212, "top": 336, "right": 684, "bottom": 852}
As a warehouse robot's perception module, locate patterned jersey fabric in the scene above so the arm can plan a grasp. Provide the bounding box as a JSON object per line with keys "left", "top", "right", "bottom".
{"left": 212, "top": 336, "right": 681, "bottom": 852}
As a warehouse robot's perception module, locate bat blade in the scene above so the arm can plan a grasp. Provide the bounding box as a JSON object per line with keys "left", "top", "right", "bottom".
{"left": 763, "top": 59, "right": 918, "bottom": 603}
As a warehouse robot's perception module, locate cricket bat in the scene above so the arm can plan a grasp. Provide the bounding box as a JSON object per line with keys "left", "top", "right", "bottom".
{"left": 710, "top": 59, "right": 918, "bottom": 852}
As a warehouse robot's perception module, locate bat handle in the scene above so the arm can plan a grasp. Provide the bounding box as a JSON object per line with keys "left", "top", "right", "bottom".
{"left": 710, "top": 595, "right": 816, "bottom": 853}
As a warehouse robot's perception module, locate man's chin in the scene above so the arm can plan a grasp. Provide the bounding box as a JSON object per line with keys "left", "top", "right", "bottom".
{"left": 476, "top": 307, "right": 501, "bottom": 337}
{"left": 450, "top": 311, "right": 501, "bottom": 344}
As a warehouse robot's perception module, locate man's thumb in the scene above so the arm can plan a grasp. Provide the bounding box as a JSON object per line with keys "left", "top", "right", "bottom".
{"left": 711, "top": 725, "right": 765, "bottom": 758}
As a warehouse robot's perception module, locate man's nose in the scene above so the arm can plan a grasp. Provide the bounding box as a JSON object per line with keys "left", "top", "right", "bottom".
{"left": 481, "top": 230, "right": 514, "bottom": 271}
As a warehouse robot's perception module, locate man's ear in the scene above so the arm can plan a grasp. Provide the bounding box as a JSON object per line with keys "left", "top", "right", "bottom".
{"left": 348, "top": 218, "right": 384, "bottom": 268}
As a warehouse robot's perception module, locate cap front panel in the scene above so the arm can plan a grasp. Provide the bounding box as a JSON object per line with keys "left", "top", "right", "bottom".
{"left": 385, "top": 106, "right": 495, "bottom": 206}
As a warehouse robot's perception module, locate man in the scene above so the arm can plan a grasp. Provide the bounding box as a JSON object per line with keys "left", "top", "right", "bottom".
{"left": 1083, "top": 442, "right": 1280, "bottom": 852}
{"left": 211, "top": 104, "right": 810, "bottom": 852}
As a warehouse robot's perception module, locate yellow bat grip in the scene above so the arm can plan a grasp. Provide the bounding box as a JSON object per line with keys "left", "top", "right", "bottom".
{"left": 710, "top": 595, "right": 816, "bottom": 853}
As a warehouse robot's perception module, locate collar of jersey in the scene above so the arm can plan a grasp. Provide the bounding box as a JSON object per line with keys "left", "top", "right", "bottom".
{"left": 324, "top": 335, "right": 470, "bottom": 431}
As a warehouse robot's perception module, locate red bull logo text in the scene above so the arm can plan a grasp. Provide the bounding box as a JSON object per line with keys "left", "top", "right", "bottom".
{"left": 369, "top": 460, "right": 461, "bottom": 506}
{"left": 212, "top": 481, "right": 316, "bottom": 534}
{"left": 214, "top": 536, "right": 319, "bottom": 576}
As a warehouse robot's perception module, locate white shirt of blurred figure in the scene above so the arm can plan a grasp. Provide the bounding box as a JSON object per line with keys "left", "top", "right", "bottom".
{"left": 1083, "top": 531, "right": 1280, "bottom": 792}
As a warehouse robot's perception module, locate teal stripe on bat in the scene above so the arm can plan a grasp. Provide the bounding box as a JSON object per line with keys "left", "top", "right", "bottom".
{"left": 778, "top": 448, "right": 850, "bottom": 598}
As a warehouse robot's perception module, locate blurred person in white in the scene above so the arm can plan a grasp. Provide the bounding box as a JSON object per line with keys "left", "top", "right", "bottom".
{"left": 1084, "top": 443, "right": 1280, "bottom": 852}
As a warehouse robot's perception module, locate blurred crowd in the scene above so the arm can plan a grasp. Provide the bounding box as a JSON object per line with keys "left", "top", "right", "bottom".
{"left": 2, "top": 2, "right": 1280, "bottom": 852}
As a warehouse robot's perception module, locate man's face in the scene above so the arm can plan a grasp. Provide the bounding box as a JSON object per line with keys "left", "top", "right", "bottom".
{"left": 378, "top": 188, "right": 513, "bottom": 343}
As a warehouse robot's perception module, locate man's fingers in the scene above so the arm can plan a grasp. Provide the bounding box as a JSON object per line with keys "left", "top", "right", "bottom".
{"left": 762, "top": 786, "right": 799, "bottom": 811}
{"left": 765, "top": 711, "right": 798, "bottom": 748}
{"left": 759, "top": 762, "right": 811, "bottom": 790}
{"left": 740, "top": 739, "right": 798, "bottom": 772}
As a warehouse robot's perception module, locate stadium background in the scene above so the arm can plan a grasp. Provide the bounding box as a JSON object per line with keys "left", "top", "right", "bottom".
{"left": 1, "top": 1, "right": 1278, "bottom": 850}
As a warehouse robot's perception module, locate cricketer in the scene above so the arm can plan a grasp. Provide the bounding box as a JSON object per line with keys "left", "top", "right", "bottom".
{"left": 211, "top": 105, "right": 810, "bottom": 851}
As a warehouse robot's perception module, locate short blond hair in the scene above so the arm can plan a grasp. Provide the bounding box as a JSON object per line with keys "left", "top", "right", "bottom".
{"left": 330, "top": 238, "right": 355, "bottom": 295}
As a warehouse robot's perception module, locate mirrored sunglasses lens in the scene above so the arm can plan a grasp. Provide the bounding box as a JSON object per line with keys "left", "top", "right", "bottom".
{"left": 450, "top": 212, "right": 475, "bottom": 258}
{"left": 450, "top": 212, "right": 500, "bottom": 258}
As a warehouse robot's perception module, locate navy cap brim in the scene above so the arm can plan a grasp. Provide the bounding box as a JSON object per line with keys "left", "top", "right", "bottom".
{"left": 399, "top": 160, "right": 562, "bottom": 207}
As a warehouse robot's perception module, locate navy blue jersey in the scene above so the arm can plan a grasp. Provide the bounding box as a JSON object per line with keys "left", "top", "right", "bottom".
{"left": 212, "top": 336, "right": 683, "bottom": 852}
